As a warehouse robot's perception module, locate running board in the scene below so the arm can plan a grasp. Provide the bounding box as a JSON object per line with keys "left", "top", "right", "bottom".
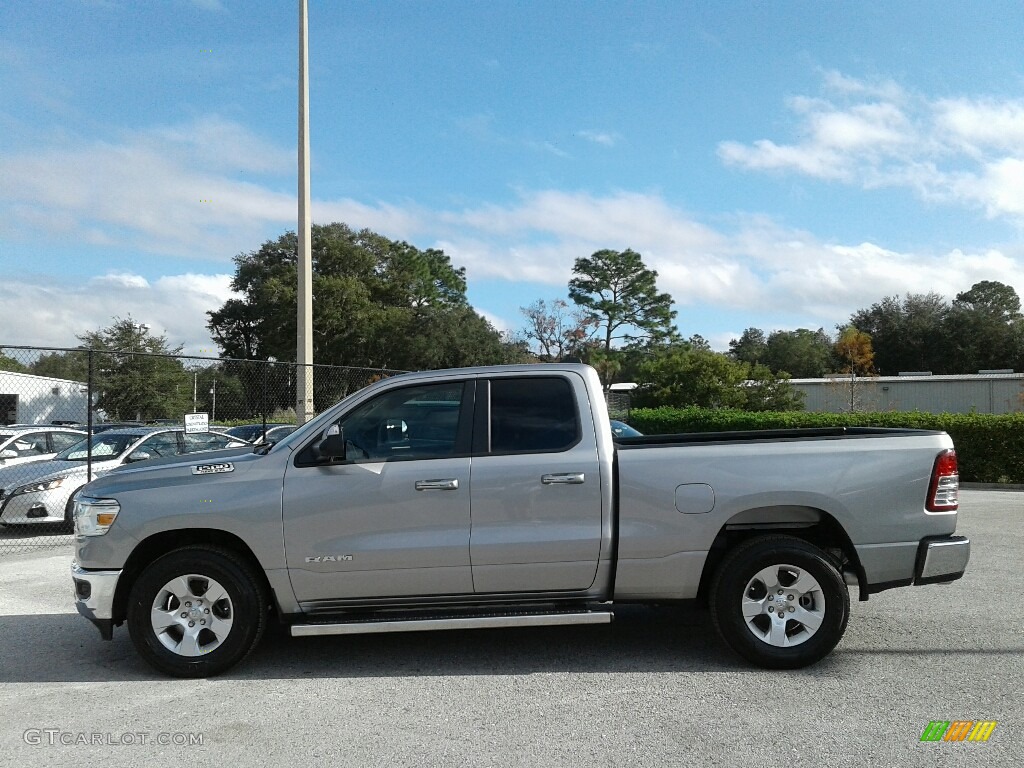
{"left": 290, "top": 610, "right": 613, "bottom": 637}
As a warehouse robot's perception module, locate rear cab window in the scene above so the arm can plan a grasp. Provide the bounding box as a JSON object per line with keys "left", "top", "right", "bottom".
{"left": 484, "top": 376, "right": 581, "bottom": 454}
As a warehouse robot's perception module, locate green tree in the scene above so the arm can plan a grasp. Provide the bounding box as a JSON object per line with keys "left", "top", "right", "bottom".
{"left": 79, "top": 317, "right": 192, "bottom": 421}
{"left": 728, "top": 328, "right": 768, "bottom": 365}
{"left": 208, "top": 223, "right": 509, "bottom": 371}
{"left": 953, "top": 280, "right": 1021, "bottom": 321}
{"left": 0, "top": 352, "right": 29, "bottom": 373}
{"left": 30, "top": 351, "right": 89, "bottom": 381}
{"left": 944, "top": 281, "right": 1023, "bottom": 373}
{"left": 634, "top": 340, "right": 804, "bottom": 411}
{"left": 568, "top": 248, "right": 677, "bottom": 352}
{"left": 763, "top": 328, "right": 834, "bottom": 378}
{"left": 635, "top": 345, "right": 749, "bottom": 409}
{"left": 850, "top": 282, "right": 1023, "bottom": 374}
{"left": 743, "top": 365, "right": 805, "bottom": 412}
{"left": 849, "top": 293, "right": 949, "bottom": 374}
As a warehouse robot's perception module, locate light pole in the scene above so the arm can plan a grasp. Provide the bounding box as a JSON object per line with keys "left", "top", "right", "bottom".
{"left": 296, "top": 0, "right": 314, "bottom": 425}
{"left": 129, "top": 322, "right": 150, "bottom": 421}
{"left": 128, "top": 322, "right": 150, "bottom": 357}
{"left": 264, "top": 357, "right": 276, "bottom": 443}
{"left": 209, "top": 378, "right": 217, "bottom": 423}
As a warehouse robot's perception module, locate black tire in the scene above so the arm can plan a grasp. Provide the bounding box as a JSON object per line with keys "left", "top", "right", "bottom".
{"left": 710, "top": 535, "right": 849, "bottom": 669}
{"left": 60, "top": 493, "right": 77, "bottom": 534}
{"left": 126, "top": 546, "right": 267, "bottom": 678}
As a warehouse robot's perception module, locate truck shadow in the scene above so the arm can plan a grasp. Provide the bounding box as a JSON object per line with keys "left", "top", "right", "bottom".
{"left": 0, "top": 606, "right": 735, "bottom": 683}
{"left": 4, "top": 607, "right": 1017, "bottom": 684}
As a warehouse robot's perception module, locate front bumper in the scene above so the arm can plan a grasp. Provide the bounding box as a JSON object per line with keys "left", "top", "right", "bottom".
{"left": 915, "top": 535, "right": 970, "bottom": 585}
{"left": 0, "top": 488, "right": 67, "bottom": 524}
{"left": 71, "top": 561, "right": 122, "bottom": 640}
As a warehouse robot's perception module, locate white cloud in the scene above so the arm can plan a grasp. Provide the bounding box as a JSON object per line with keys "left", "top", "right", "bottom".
{"left": 577, "top": 129, "right": 620, "bottom": 147}
{"left": 2, "top": 106, "right": 1022, "bottom": 354}
{"left": 820, "top": 70, "right": 904, "bottom": 101}
{"left": 719, "top": 71, "right": 1024, "bottom": 222}
{"left": 476, "top": 309, "right": 512, "bottom": 333}
{"left": 935, "top": 98, "right": 1024, "bottom": 153}
{"left": 718, "top": 139, "right": 849, "bottom": 180}
{"left": 0, "top": 272, "right": 237, "bottom": 356}
{"left": 3, "top": 185, "right": 1023, "bottom": 356}
{"left": 149, "top": 116, "right": 292, "bottom": 174}
{"left": 809, "top": 103, "right": 910, "bottom": 151}
{"left": 427, "top": 190, "right": 1024, "bottom": 332}
{"left": 0, "top": 122, "right": 296, "bottom": 260}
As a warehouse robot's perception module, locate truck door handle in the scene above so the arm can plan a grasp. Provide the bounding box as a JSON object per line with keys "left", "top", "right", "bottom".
{"left": 414, "top": 479, "right": 459, "bottom": 491}
{"left": 541, "top": 473, "right": 585, "bottom": 485}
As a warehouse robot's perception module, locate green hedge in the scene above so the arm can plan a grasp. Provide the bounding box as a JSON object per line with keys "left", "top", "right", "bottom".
{"left": 628, "top": 407, "right": 1024, "bottom": 484}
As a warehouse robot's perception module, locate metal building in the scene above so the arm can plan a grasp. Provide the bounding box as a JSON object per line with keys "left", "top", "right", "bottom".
{"left": 789, "top": 372, "right": 1024, "bottom": 414}
{"left": 0, "top": 371, "right": 88, "bottom": 425}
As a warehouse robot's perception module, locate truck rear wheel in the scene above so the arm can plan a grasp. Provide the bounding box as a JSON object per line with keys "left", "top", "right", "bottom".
{"left": 126, "top": 546, "right": 267, "bottom": 678}
{"left": 710, "top": 535, "right": 849, "bottom": 669}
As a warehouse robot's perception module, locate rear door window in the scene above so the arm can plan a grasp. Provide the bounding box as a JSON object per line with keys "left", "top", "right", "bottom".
{"left": 184, "top": 433, "right": 237, "bottom": 453}
{"left": 488, "top": 377, "right": 580, "bottom": 454}
{"left": 50, "top": 432, "right": 84, "bottom": 452}
{"left": 138, "top": 433, "right": 181, "bottom": 458}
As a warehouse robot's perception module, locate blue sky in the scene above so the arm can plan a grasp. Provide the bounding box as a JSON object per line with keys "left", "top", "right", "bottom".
{"left": 2, "top": 0, "right": 1024, "bottom": 356}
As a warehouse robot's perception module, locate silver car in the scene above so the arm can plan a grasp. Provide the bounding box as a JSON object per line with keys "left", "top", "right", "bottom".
{"left": 0, "top": 426, "right": 87, "bottom": 468}
{"left": 0, "top": 427, "right": 249, "bottom": 529}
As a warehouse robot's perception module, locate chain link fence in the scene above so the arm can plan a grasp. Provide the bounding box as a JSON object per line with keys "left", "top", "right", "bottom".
{"left": 605, "top": 390, "right": 632, "bottom": 422}
{"left": 0, "top": 345, "right": 404, "bottom": 555}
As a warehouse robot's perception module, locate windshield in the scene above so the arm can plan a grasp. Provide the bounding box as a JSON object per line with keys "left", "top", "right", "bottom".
{"left": 55, "top": 433, "right": 140, "bottom": 461}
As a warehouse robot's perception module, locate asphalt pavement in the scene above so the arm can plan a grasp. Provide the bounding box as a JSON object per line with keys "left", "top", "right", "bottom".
{"left": 0, "top": 490, "right": 1020, "bottom": 767}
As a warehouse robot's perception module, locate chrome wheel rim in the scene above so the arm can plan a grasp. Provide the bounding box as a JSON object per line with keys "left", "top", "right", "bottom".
{"left": 741, "top": 563, "right": 825, "bottom": 648}
{"left": 150, "top": 574, "right": 234, "bottom": 657}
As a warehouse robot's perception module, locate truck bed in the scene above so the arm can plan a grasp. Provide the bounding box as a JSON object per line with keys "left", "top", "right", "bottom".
{"left": 614, "top": 426, "right": 945, "bottom": 449}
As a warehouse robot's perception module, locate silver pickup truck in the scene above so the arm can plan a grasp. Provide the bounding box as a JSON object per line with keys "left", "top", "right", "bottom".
{"left": 71, "top": 364, "right": 969, "bottom": 677}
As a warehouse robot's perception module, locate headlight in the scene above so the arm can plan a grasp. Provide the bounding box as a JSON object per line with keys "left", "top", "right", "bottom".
{"left": 10, "top": 477, "right": 65, "bottom": 496}
{"left": 74, "top": 496, "right": 120, "bottom": 537}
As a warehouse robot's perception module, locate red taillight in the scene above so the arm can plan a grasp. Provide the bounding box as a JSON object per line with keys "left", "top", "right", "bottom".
{"left": 927, "top": 449, "right": 959, "bottom": 512}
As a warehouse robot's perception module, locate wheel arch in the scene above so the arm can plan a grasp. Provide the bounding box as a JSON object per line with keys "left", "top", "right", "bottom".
{"left": 112, "top": 529, "right": 274, "bottom": 625}
{"left": 697, "top": 505, "right": 866, "bottom": 604}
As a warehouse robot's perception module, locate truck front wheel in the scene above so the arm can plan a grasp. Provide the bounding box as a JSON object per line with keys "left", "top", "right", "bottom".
{"left": 126, "top": 546, "right": 267, "bottom": 678}
{"left": 710, "top": 535, "right": 849, "bottom": 669}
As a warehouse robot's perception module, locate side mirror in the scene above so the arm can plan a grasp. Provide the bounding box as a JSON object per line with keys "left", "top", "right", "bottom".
{"left": 125, "top": 451, "right": 152, "bottom": 464}
{"left": 0, "top": 449, "right": 16, "bottom": 460}
{"left": 315, "top": 428, "right": 347, "bottom": 462}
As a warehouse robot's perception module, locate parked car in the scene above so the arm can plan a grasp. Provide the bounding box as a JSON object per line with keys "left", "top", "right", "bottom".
{"left": 69, "top": 363, "right": 967, "bottom": 677}
{"left": 91, "top": 422, "right": 146, "bottom": 434}
{"left": 225, "top": 423, "right": 293, "bottom": 444}
{"left": 0, "top": 427, "right": 250, "bottom": 529}
{"left": 0, "top": 426, "right": 88, "bottom": 468}
{"left": 609, "top": 419, "right": 642, "bottom": 438}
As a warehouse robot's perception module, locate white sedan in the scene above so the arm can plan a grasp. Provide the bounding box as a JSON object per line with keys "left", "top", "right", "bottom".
{"left": 0, "top": 426, "right": 87, "bottom": 468}
{"left": 0, "top": 427, "right": 249, "bottom": 529}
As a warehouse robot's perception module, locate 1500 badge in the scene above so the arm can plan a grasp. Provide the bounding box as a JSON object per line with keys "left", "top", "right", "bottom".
{"left": 191, "top": 463, "right": 235, "bottom": 475}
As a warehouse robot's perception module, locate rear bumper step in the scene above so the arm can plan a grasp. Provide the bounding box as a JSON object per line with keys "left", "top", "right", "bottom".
{"left": 290, "top": 610, "right": 613, "bottom": 637}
